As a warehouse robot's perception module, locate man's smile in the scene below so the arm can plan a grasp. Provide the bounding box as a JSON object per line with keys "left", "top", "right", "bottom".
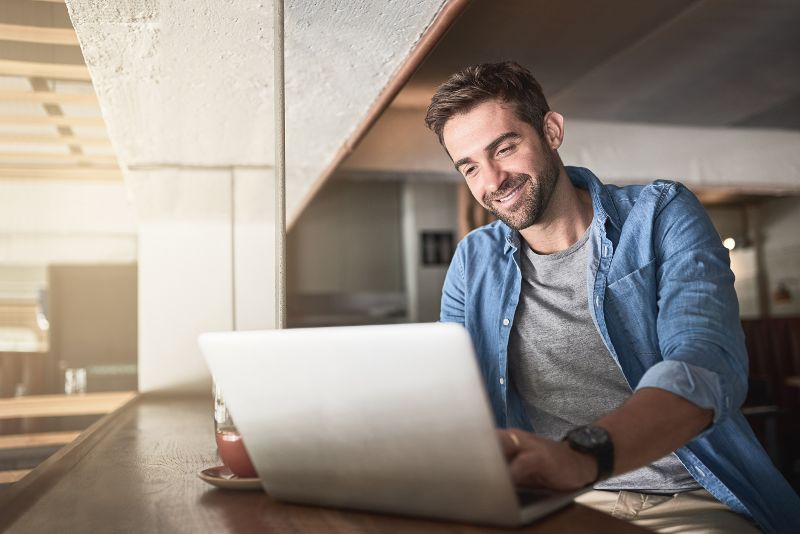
{"left": 486, "top": 175, "right": 529, "bottom": 209}
{"left": 494, "top": 181, "right": 525, "bottom": 206}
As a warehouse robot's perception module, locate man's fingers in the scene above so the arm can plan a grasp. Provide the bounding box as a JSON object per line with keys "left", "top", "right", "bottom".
{"left": 509, "top": 452, "right": 543, "bottom": 487}
{"left": 496, "top": 429, "right": 523, "bottom": 459}
{"left": 498, "top": 432, "right": 587, "bottom": 492}
{"left": 497, "top": 429, "right": 519, "bottom": 460}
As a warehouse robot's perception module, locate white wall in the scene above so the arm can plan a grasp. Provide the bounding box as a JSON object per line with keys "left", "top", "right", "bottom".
{"left": 288, "top": 180, "right": 403, "bottom": 295}
{"left": 0, "top": 180, "right": 137, "bottom": 266}
{"left": 401, "top": 181, "right": 459, "bottom": 323}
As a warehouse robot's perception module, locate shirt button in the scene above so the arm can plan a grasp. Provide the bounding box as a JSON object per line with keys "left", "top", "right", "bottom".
{"left": 502, "top": 318, "right": 510, "bottom": 326}
{"left": 499, "top": 377, "right": 505, "bottom": 385}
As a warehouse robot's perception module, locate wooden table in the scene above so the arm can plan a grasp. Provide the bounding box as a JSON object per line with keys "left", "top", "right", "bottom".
{"left": 0, "top": 391, "right": 137, "bottom": 419}
{"left": 0, "top": 394, "right": 645, "bottom": 533}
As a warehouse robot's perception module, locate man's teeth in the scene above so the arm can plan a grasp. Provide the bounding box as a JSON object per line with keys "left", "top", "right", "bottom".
{"left": 497, "top": 184, "right": 520, "bottom": 202}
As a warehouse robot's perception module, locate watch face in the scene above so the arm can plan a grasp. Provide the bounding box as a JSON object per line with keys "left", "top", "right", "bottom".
{"left": 572, "top": 426, "right": 609, "bottom": 448}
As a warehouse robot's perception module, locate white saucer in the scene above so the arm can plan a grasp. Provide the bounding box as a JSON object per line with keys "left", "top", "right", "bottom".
{"left": 198, "top": 465, "right": 262, "bottom": 491}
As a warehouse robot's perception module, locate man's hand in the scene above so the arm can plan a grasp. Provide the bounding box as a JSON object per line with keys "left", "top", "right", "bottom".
{"left": 495, "top": 389, "right": 714, "bottom": 493}
{"left": 496, "top": 429, "right": 597, "bottom": 491}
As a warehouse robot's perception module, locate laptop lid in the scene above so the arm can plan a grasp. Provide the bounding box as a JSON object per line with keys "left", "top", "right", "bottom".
{"left": 200, "top": 322, "right": 524, "bottom": 525}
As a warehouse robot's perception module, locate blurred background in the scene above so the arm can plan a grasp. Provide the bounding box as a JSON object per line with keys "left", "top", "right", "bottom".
{"left": 1, "top": 0, "right": 798, "bottom": 492}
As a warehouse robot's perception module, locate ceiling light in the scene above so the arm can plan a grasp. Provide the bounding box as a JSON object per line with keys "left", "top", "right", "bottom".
{"left": 723, "top": 237, "right": 736, "bottom": 250}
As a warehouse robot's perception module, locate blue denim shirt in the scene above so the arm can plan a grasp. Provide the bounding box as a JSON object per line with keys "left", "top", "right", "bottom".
{"left": 441, "top": 166, "right": 800, "bottom": 533}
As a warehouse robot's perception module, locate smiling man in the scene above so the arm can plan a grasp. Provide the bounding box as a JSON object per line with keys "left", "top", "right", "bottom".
{"left": 425, "top": 62, "right": 799, "bottom": 533}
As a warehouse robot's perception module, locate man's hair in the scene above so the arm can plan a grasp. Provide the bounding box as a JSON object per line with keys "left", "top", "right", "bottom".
{"left": 424, "top": 61, "right": 550, "bottom": 146}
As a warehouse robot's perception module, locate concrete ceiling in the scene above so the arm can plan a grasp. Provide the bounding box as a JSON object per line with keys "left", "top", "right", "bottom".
{"left": 394, "top": 0, "right": 800, "bottom": 130}
{"left": 341, "top": 0, "right": 800, "bottom": 197}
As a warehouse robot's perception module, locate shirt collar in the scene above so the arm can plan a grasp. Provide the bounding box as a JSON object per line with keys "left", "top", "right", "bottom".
{"left": 566, "top": 166, "right": 622, "bottom": 231}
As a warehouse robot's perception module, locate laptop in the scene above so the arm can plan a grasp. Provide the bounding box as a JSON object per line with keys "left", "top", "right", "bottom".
{"left": 200, "top": 322, "right": 580, "bottom": 527}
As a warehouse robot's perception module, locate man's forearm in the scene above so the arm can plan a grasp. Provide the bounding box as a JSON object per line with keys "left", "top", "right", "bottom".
{"left": 496, "top": 387, "right": 714, "bottom": 490}
{"left": 595, "top": 387, "right": 713, "bottom": 477}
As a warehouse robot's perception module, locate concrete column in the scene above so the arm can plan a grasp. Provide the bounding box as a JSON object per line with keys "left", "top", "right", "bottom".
{"left": 129, "top": 168, "right": 275, "bottom": 393}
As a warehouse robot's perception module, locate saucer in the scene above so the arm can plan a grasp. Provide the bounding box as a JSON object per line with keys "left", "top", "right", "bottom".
{"left": 198, "top": 465, "right": 262, "bottom": 491}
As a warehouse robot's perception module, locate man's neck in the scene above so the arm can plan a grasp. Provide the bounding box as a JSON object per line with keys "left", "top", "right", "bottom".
{"left": 519, "top": 170, "right": 593, "bottom": 255}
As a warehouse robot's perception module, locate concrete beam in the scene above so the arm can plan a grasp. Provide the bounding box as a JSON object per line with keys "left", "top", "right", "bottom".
{"left": 342, "top": 108, "right": 800, "bottom": 193}
{"left": 560, "top": 120, "right": 800, "bottom": 193}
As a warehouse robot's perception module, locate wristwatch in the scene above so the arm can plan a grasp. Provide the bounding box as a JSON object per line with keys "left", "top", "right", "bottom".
{"left": 564, "top": 425, "right": 614, "bottom": 484}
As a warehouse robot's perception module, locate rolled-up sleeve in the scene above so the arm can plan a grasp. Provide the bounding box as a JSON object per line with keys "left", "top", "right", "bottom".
{"left": 636, "top": 360, "right": 733, "bottom": 425}
{"left": 634, "top": 184, "right": 748, "bottom": 430}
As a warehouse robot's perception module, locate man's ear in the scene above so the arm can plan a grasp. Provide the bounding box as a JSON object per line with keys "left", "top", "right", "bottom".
{"left": 543, "top": 111, "right": 565, "bottom": 151}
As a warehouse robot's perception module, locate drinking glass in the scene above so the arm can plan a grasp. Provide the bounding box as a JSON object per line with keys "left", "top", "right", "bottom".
{"left": 64, "top": 368, "right": 87, "bottom": 395}
{"left": 213, "top": 381, "right": 257, "bottom": 478}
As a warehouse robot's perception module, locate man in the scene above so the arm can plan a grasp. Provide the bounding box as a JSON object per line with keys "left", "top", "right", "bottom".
{"left": 425, "top": 62, "right": 799, "bottom": 533}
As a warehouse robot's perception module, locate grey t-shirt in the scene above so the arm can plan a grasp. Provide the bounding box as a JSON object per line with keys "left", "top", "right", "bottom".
{"left": 508, "top": 227, "right": 700, "bottom": 493}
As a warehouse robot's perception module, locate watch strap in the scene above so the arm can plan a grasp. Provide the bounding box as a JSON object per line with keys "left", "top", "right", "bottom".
{"left": 564, "top": 425, "right": 614, "bottom": 484}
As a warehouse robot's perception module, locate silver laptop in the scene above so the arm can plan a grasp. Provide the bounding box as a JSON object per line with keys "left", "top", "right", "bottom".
{"left": 200, "top": 322, "right": 579, "bottom": 527}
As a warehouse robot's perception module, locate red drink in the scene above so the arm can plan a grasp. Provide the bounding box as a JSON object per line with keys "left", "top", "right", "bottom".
{"left": 215, "top": 429, "right": 257, "bottom": 478}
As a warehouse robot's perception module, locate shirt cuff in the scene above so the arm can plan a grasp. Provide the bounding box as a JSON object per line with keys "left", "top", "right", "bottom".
{"left": 635, "top": 360, "right": 731, "bottom": 432}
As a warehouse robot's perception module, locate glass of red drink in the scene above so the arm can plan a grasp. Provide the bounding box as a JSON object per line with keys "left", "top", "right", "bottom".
{"left": 213, "top": 381, "right": 257, "bottom": 478}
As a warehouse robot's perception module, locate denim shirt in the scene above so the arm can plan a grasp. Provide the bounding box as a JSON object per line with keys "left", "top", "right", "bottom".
{"left": 441, "top": 166, "right": 800, "bottom": 533}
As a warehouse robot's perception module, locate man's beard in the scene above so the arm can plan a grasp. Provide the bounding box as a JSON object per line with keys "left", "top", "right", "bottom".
{"left": 482, "top": 149, "right": 560, "bottom": 231}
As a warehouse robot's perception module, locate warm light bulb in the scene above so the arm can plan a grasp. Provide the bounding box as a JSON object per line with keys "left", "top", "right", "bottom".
{"left": 723, "top": 238, "right": 736, "bottom": 250}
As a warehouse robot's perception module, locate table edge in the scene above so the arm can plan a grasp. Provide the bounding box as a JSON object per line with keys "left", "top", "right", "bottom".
{"left": 0, "top": 391, "right": 142, "bottom": 530}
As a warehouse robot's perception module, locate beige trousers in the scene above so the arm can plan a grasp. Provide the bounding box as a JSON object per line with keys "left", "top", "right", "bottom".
{"left": 575, "top": 489, "right": 762, "bottom": 533}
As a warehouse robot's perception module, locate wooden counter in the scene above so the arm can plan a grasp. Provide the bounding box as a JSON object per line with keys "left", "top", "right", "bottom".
{"left": 0, "top": 394, "right": 645, "bottom": 533}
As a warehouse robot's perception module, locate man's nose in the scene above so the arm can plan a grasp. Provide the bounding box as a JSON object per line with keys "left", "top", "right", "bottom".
{"left": 483, "top": 162, "right": 506, "bottom": 193}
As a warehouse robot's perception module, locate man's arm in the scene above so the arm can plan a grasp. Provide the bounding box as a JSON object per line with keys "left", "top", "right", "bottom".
{"left": 595, "top": 387, "right": 712, "bottom": 477}
{"left": 497, "top": 388, "right": 712, "bottom": 490}
{"left": 497, "top": 184, "right": 741, "bottom": 491}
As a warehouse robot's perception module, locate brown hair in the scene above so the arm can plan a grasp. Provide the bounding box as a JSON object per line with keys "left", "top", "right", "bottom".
{"left": 424, "top": 61, "right": 550, "bottom": 146}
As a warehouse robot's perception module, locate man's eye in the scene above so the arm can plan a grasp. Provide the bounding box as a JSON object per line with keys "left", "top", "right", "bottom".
{"left": 463, "top": 166, "right": 477, "bottom": 177}
{"left": 496, "top": 145, "right": 514, "bottom": 157}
